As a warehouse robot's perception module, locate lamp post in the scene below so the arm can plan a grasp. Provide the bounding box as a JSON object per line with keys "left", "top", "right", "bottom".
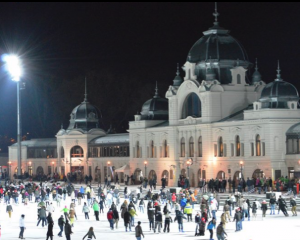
{"left": 240, "top": 161, "right": 244, "bottom": 179}
{"left": 144, "top": 161, "right": 147, "bottom": 177}
{"left": 4, "top": 55, "right": 23, "bottom": 176}
{"left": 8, "top": 161, "right": 12, "bottom": 179}
{"left": 186, "top": 158, "right": 193, "bottom": 179}
{"left": 28, "top": 161, "right": 32, "bottom": 176}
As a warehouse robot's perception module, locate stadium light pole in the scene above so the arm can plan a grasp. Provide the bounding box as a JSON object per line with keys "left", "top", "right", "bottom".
{"left": 4, "top": 55, "right": 23, "bottom": 176}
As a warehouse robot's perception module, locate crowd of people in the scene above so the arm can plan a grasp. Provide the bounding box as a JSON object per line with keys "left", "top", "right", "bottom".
{"left": 0, "top": 173, "right": 298, "bottom": 240}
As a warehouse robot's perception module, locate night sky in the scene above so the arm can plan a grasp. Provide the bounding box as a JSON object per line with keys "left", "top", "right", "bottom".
{"left": 0, "top": 2, "right": 299, "bottom": 149}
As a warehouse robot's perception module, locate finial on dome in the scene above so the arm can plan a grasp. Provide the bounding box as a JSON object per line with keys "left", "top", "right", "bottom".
{"left": 213, "top": 2, "right": 220, "bottom": 26}
{"left": 84, "top": 77, "right": 88, "bottom": 102}
{"left": 251, "top": 58, "right": 262, "bottom": 84}
{"left": 275, "top": 60, "right": 282, "bottom": 81}
{"left": 154, "top": 81, "right": 159, "bottom": 98}
{"left": 236, "top": 58, "right": 240, "bottom": 66}
{"left": 176, "top": 63, "right": 180, "bottom": 76}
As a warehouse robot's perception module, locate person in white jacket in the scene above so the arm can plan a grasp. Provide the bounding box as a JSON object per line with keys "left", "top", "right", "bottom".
{"left": 47, "top": 202, "right": 55, "bottom": 213}
{"left": 19, "top": 214, "right": 26, "bottom": 239}
{"left": 210, "top": 198, "right": 218, "bottom": 220}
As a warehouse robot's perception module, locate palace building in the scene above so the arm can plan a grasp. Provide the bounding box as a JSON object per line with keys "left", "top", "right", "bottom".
{"left": 8, "top": 6, "right": 300, "bottom": 186}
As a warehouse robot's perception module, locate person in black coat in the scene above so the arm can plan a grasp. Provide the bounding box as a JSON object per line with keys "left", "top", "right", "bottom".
{"left": 64, "top": 220, "right": 72, "bottom": 240}
{"left": 278, "top": 196, "right": 288, "bottom": 216}
{"left": 46, "top": 213, "right": 54, "bottom": 240}
{"left": 124, "top": 211, "right": 131, "bottom": 231}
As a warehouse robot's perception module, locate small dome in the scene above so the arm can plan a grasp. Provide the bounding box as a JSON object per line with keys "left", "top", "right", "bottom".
{"left": 286, "top": 122, "right": 300, "bottom": 137}
{"left": 140, "top": 85, "right": 168, "bottom": 120}
{"left": 67, "top": 102, "right": 101, "bottom": 131}
{"left": 173, "top": 63, "right": 183, "bottom": 86}
{"left": 251, "top": 59, "right": 262, "bottom": 84}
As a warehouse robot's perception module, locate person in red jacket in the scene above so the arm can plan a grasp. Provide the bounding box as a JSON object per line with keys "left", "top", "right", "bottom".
{"left": 171, "top": 193, "right": 176, "bottom": 209}
{"left": 107, "top": 208, "right": 114, "bottom": 230}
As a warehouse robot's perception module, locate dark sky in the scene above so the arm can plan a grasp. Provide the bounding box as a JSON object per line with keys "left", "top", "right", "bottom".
{"left": 0, "top": 2, "right": 299, "bottom": 144}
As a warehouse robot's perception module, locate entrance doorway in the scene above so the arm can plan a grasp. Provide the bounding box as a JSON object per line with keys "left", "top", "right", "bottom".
{"left": 148, "top": 170, "right": 157, "bottom": 182}
{"left": 161, "top": 170, "right": 169, "bottom": 186}
{"left": 134, "top": 168, "right": 143, "bottom": 184}
{"left": 252, "top": 169, "right": 265, "bottom": 179}
{"left": 216, "top": 171, "right": 225, "bottom": 180}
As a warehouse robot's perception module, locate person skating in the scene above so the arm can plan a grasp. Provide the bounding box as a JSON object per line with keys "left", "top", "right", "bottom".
{"left": 278, "top": 196, "right": 289, "bottom": 216}
{"left": 19, "top": 214, "right": 26, "bottom": 239}
{"left": 290, "top": 197, "right": 297, "bottom": 216}
{"left": 269, "top": 196, "right": 276, "bottom": 215}
{"left": 195, "top": 212, "right": 201, "bottom": 236}
{"left": 154, "top": 209, "right": 162, "bottom": 233}
{"left": 92, "top": 201, "right": 100, "bottom": 221}
{"left": 261, "top": 200, "right": 268, "bottom": 217}
{"left": 46, "top": 213, "right": 54, "bottom": 240}
{"left": 184, "top": 202, "right": 193, "bottom": 222}
{"left": 82, "top": 202, "right": 90, "bottom": 219}
{"left": 69, "top": 208, "right": 76, "bottom": 227}
{"left": 61, "top": 206, "right": 69, "bottom": 221}
{"left": 6, "top": 203, "right": 13, "bottom": 218}
{"left": 216, "top": 222, "right": 227, "bottom": 240}
{"left": 135, "top": 221, "right": 144, "bottom": 240}
{"left": 124, "top": 209, "right": 132, "bottom": 232}
{"left": 82, "top": 227, "right": 96, "bottom": 240}
{"left": 233, "top": 208, "right": 242, "bottom": 231}
{"left": 163, "top": 210, "right": 172, "bottom": 233}
{"left": 147, "top": 202, "right": 155, "bottom": 231}
{"left": 207, "top": 217, "right": 216, "bottom": 240}
{"left": 113, "top": 207, "right": 119, "bottom": 229}
{"left": 64, "top": 220, "right": 73, "bottom": 240}
{"left": 37, "top": 206, "right": 47, "bottom": 227}
{"left": 252, "top": 201, "right": 257, "bottom": 219}
{"left": 199, "top": 217, "right": 206, "bottom": 236}
{"left": 58, "top": 215, "right": 65, "bottom": 237}
{"left": 107, "top": 208, "right": 114, "bottom": 230}
{"left": 174, "top": 211, "right": 186, "bottom": 233}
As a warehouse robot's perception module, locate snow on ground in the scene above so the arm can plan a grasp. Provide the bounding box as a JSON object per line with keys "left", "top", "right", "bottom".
{"left": 0, "top": 185, "right": 299, "bottom": 240}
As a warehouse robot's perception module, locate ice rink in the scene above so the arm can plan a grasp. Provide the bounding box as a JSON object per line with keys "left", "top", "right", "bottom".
{"left": 1, "top": 185, "right": 299, "bottom": 240}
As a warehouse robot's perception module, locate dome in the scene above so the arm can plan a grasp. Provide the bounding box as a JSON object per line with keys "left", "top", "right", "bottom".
{"left": 67, "top": 83, "right": 101, "bottom": 131}
{"left": 173, "top": 63, "right": 183, "bottom": 86}
{"left": 186, "top": 13, "right": 252, "bottom": 84}
{"left": 286, "top": 122, "right": 300, "bottom": 137}
{"left": 260, "top": 67, "right": 299, "bottom": 109}
{"left": 140, "top": 85, "right": 168, "bottom": 120}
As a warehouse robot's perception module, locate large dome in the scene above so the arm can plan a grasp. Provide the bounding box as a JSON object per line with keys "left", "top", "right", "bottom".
{"left": 140, "top": 86, "right": 168, "bottom": 120}
{"left": 260, "top": 67, "right": 299, "bottom": 108}
{"left": 186, "top": 14, "right": 252, "bottom": 84}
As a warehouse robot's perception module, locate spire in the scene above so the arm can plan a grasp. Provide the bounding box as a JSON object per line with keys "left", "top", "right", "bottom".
{"left": 173, "top": 63, "right": 183, "bottom": 86}
{"left": 213, "top": 2, "right": 220, "bottom": 26}
{"left": 84, "top": 77, "right": 88, "bottom": 102}
{"left": 154, "top": 81, "right": 159, "bottom": 98}
{"left": 275, "top": 60, "right": 282, "bottom": 81}
{"left": 251, "top": 58, "right": 262, "bottom": 84}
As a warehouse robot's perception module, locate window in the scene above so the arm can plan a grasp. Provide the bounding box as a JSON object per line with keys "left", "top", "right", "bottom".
{"left": 136, "top": 141, "right": 140, "bottom": 158}
{"left": 170, "top": 169, "right": 173, "bottom": 179}
{"left": 163, "top": 140, "right": 168, "bottom": 158}
{"left": 182, "top": 93, "right": 202, "bottom": 119}
{"left": 237, "top": 74, "right": 241, "bottom": 84}
{"left": 223, "top": 144, "right": 227, "bottom": 157}
{"left": 251, "top": 143, "right": 254, "bottom": 156}
{"left": 198, "top": 136, "right": 202, "bottom": 157}
{"left": 236, "top": 136, "right": 240, "bottom": 156}
{"left": 218, "top": 137, "right": 223, "bottom": 157}
{"left": 256, "top": 135, "right": 261, "bottom": 156}
{"left": 231, "top": 143, "right": 234, "bottom": 156}
{"left": 150, "top": 141, "right": 154, "bottom": 158}
{"left": 262, "top": 142, "right": 265, "bottom": 156}
{"left": 189, "top": 137, "right": 194, "bottom": 157}
{"left": 214, "top": 144, "right": 217, "bottom": 157}
{"left": 61, "top": 147, "right": 65, "bottom": 158}
{"left": 241, "top": 143, "right": 244, "bottom": 156}
{"left": 181, "top": 138, "right": 185, "bottom": 157}
{"left": 70, "top": 145, "right": 84, "bottom": 158}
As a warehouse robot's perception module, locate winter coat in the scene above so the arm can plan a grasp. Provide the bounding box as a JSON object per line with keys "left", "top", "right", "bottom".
{"left": 113, "top": 209, "right": 119, "bottom": 220}
{"left": 252, "top": 202, "right": 257, "bottom": 213}
{"left": 124, "top": 211, "right": 131, "bottom": 224}
{"left": 64, "top": 222, "right": 72, "bottom": 235}
{"left": 261, "top": 202, "right": 268, "bottom": 211}
{"left": 92, "top": 203, "right": 99, "bottom": 211}
{"left": 147, "top": 207, "right": 155, "bottom": 220}
{"left": 233, "top": 211, "right": 242, "bottom": 222}
{"left": 184, "top": 203, "right": 193, "bottom": 214}
{"left": 39, "top": 208, "right": 47, "bottom": 218}
{"left": 107, "top": 210, "right": 114, "bottom": 220}
{"left": 82, "top": 205, "right": 90, "bottom": 213}
{"left": 69, "top": 209, "right": 76, "bottom": 219}
{"left": 207, "top": 219, "right": 216, "bottom": 230}
{"left": 155, "top": 211, "right": 162, "bottom": 222}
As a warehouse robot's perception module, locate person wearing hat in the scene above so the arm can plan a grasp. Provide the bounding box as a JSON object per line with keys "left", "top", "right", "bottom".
{"left": 135, "top": 221, "right": 144, "bottom": 240}
{"left": 19, "top": 214, "right": 26, "bottom": 239}
{"left": 61, "top": 206, "right": 69, "bottom": 221}
{"left": 58, "top": 214, "right": 65, "bottom": 237}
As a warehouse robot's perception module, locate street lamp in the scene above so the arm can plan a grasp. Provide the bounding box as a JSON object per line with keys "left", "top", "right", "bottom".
{"left": 240, "top": 161, "right": 244, "bottom": 179}
{"left": 4, "top": 55, "right": 23, "bottom": 176}
{"left": 28, "top": 161, "right": 32, "bottom": 176}
{"left": 8, "top": 161, "right": 12, "bottom": 179}
{"left": 186, "top": 158, "right": 193, "bottom": 179}
{"left": 144, "top": 161, "right": 148, "bottom": 177}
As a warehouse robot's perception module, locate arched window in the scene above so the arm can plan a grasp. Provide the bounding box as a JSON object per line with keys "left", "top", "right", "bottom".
{"left": 218, "top": 137, "right": 223, "bottom": 157}
{"left": 198, "top": 136, "right": 202, "bottom": 157}
{"left": 136, "top": 141, "right": 140, "bottom": 158}
{"left": 256, "top": 135, "right": 261, "bottom": 156}
{"left": 163, "top": 140, "right": 168, "bottom": 158}
{"left": 189, "top": 137, "right": 194, "bottom": 157}
{"left": 182, "top": 93, "right": 201, "bottom": 119}
{"left": 237, "top": 74, "right": 241, "bottom": 84}
{"left": 180, "top": 138, "right": 185, "bottom": 157}
{"left": 236, "top": 135, "right": 240, "bottom": 156}
{"left": 70, "top": 145, "right": 84, "bottom": 158}
{"left": 150, "top": 141, "right": 154, "bottom": 158}
{"left": 60, "top": 147, "right": 65, "bottom": 158}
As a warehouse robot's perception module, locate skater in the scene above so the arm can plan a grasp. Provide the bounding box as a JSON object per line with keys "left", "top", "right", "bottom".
{"left": 278, "top": 196, "right": 289, "bottom": 216}
{"left": 19, "top": 214, "right": 26, "bottom": 239}
{"left": 93, "top": 201, "right": 100, "bottom": 221}
{"left": 154, "top": 209, "right": 162, "bottom": 233}
{"left": 216, "top": 222, "right": 227, "bottom": 240}
{"left": 113, "top": 207, "right": 119, "bottom": 229}
{"left": 207, "top": 217, "right": 216, "bottom": 240}
{"left": 82, "top": 202, "right": 90, "bottom": 219}
{"left": 174, "top": 211, "right": 186, "bottom": 233}
{"left": 6, "top": 204, "right": 13, "bottom": 218}
{"left": 124, "top": 209, "right": 132, "bottom": 232}
{"left": 269, "top": 196, "right": 276, "bottom": 215}
{"left": 163, "top": 210, "right": 172, "bottom": 233}
{"left": 252, "top": 201, "right": 257, "bottom": 219}
{"left": 147, "top": 202, "right": 155, "bottom": 231}
{"left": 135, "top": 221, "right": 144, "bottom": 240}
{"left": 261, "top": 200, "right": 268, "bottom": 217}
{"left": 64, "top": 220, "right": 73, "bottom": 240}
{"left": 290, "top": 197, "right": 297, "bottom": 216}
{"left": 57, "top": 215, "right": 65, "bottom": 237}
{"left": 107, "top": 208, "right": 114, "bottom": 230}
{"left": 83, "top": 227, "right": 96, "bottom": 239}
{"left": 199, "top": 217, "right": 206, "bottom": 236}
{"left": 46, "top": 213, "right": 54, "bottom": 240}
{"left": 195, "top": 212, "right": 201, "bottom": 236}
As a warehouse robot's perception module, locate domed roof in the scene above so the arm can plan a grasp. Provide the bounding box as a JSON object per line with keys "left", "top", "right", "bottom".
{"left": 286, "top": 122, "right": 300, "bottom": 137}
{"left": 252, "top": 59, "right": 262, "bottom": 84}
{"left": 260, "top": 64, "right": 299, "bottom": 108}
{"left": 186, "top": 8, "right": 252, "bottom": 84}
{"left": 140, "top": 84, "right": 168, "bottom": 120}
{"left": 67, "top": 82, "right": 101, "bottom": 131}
{"left": 173, "top": 63, "right": 183, "bottom": 86}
